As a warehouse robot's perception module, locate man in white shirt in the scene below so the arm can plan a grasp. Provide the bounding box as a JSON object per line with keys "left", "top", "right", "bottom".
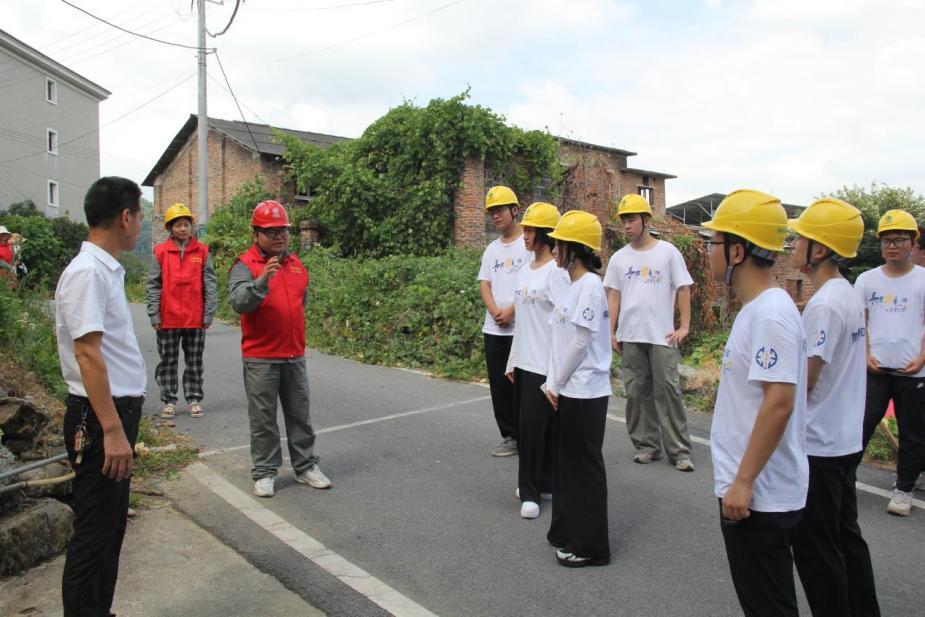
{"left": 703, "top": 190, "right": 808, "bottom": 617}
{"left": 788, "top": 198, "right": 880, "bottom": 617}
{"left": 605, "top": 194, "right": 695, "bottom": 471}
{"left": 855, "top": 209, "right": 925, "bottom": 517}
{"left": 478, "top": 185, "right": 531, "bottom": 457}
{"left": 55, "top": 177, "right": 147, "bottom": 617}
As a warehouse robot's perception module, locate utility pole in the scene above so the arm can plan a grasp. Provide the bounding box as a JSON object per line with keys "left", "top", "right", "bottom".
{"left": 197, "top": 0, "right": 209, "bottom": 235}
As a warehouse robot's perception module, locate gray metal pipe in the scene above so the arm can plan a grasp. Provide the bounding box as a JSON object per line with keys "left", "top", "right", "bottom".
{"left": 0, "top": 452, "right": 68, "bottom": 482}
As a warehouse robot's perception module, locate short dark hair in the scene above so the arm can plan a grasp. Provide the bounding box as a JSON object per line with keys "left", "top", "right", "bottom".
{"left": 84, "top": 177, "right": 141, "bottom": 228}
{"left": 535, "top": 227, "right": 555, "bottom": 250}
{"left": 917, "top": 228, "right": 925, "bottom": 250}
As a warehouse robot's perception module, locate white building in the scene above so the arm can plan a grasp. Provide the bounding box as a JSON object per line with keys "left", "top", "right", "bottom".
{"left": 0, "top": 29, "right": 110, "bottom": 223}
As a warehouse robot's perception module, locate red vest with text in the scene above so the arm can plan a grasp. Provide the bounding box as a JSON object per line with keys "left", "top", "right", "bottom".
{"left": 237, "top": 244, "right": 309, "bottom": 359}
{"left": 154, "top": 237, "right": 208, "bottom": 329}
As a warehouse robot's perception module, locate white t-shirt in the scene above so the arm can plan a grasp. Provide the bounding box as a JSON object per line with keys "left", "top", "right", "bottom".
{"left": 711, "top": 287, "right": 808, "bottom": 512}
{"left": 603, "top": 240, "right": 694, "bottom": 346}
{"left": 854, "top": 265, "right": 925, "bottom": 377}
{"left": 55, "top": 242, "right": 147, "bottom": 397}
{"left": 506, "top": 260, "right": 571, "bottom": 376}
{"left": 545, "top": 272, "right": 613, "bottom": 399}
{"left": 802, "top": 278, "right": 867, "bottom": 457}
{"left": 477, "top": 235, "right": 532, "bottom": 336}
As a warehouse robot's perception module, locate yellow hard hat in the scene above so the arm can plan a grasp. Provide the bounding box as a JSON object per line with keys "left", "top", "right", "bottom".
{"left": 617, "top": 194, "right": 653, "bottom": 217}
{"left": 787, "top": 198, "right": 863, "bottom": 258}
{"left": 521, "top": 202, "right": 560, "bottom": 229}
{"left": 485, "top": 185, "right": 518, "bottom": 211}
{"left": 164, "top": 203, "right": 194, "bottom": 228}
{"left": 549, "top": 210, "right": 602, "bottom": 251}
{"left": 702, "top": 189, "right": 788, "bottom": 253}
{"left": 877, "top": 209, "right": 920, "bottom": 239}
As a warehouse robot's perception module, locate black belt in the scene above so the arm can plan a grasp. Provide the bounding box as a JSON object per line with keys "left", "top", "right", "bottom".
{"left": 66, "top": 394, "right": 145, "bottom": 405}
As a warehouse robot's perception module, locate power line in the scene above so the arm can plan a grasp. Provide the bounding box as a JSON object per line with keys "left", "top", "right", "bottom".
{"left": 246, "top": 0, "right": 397, "bottom": 11}
{"left": 213, "top": 50, "right": 259, "bottom": 151}
{"left": 208, "top": 0, "right": 241, "bottom": 37}
{"left": 58, "top": 0, "right": 211, "bottom": 51}
{"left": 233, "top": 0, "right": 466, "bottom": 67}
{"left": 207, "top": 73, "right": 271, "bottom": 126}
{"left": 0, "top": 71, "right": 197, "bottom": 166}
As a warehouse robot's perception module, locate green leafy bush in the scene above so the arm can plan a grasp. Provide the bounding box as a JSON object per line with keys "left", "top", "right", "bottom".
{"left": 301, "top": 247, "right": 485, "bottom": 379}
{"left": 865, "top": 417, "right": 897, "bottom": 464}
{"left": 0, "top": 213, "right": 87, "bottom": 288}
{"left": 0, "top": 285, "right": 66, "bottom": 398}
{"left": 281, "top": 90, "right": 560, "bottom": 258}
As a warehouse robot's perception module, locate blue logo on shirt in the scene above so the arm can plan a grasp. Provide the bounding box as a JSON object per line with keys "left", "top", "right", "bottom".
{"left": 755, "top": 347, "right": 778, "bottom": 369}
{"left": 850, "top": 327, "right": 866, "bottom": 344}
{"left": 581, "top": 307, "right": 595, "bottom": 322}
{"left": 814, "top": 329, "right": 826, "bottom": 347}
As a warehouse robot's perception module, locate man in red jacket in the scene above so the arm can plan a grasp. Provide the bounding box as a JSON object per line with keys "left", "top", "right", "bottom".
{"left": 0, "top": 226, "right": 17, "bottom": 286}
{"left": 230, "top": 200, "right": 331, "bottom": 498}
{"left": 147, "top": 203, "right": 217, "bottom": 418}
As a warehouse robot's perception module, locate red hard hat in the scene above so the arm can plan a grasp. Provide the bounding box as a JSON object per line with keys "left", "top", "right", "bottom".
{"left": 251, "top": 200, "right": 290, "bottom": 227}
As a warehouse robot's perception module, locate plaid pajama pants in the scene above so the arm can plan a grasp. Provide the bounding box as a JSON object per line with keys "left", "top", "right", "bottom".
{"left": 155, "top": 328, "right": 206, "bottom": 405}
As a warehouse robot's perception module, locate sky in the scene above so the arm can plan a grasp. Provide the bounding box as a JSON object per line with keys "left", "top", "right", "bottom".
{"left": 3, "top": 0, "right": 925, "bottom": 206}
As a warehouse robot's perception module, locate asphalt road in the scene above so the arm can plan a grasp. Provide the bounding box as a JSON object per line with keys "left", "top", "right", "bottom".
{"left": 131, "top": 304, "right": 925, "bottom": 617}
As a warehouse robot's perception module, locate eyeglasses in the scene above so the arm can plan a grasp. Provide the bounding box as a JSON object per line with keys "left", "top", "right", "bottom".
{"left": 703, "top": 239, "right": 721, "bottom": 250}
{"left": 880, "top": 237, "right": 911, "bottom": 248}
{"left": 259, "top": 227, "right": 291, "bottom": 239}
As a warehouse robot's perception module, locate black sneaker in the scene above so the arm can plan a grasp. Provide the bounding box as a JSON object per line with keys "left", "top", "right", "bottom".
{"left": 556, "top": 549, "right": 610, "bottom": 568}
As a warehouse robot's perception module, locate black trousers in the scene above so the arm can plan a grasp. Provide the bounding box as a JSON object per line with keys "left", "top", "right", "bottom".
{"left": 547, "top": 395, "right": 610, "bottom": 561}
{"left": 793, "top": 453, "right": 880, "bottom": 617}
{"left": 484, "top": 334, "right": 516, "bottom": 440}
{"left": 862, "top": 372, "right": 925, "bottom": 491}
{"left": 62, "top": 394, "right": 142, "bottom": 617}
{"left": 719, "top": 500, "right": 802, "bottom": 617}
{"left": 515, "top": 368, "right": 556, "bottom": 503}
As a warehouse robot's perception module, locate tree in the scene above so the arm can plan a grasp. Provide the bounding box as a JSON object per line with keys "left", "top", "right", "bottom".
{"left": 6, "top": 199, "right": 40, "bottom": 217}
{"left": 831, "top": 183, "right": 925, "bottom": 281}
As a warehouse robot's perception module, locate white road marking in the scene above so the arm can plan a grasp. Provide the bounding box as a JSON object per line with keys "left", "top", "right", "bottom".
{"left": 200, "top": 395, "right": 491, "bottom": 458}
{"left": 188, "top": 462, "right": 438, "bottom": 617}
{"left": 606, "top": 413, "right": 924, "bottom": 510}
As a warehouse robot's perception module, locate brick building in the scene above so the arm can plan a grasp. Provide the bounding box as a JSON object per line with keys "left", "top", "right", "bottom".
{"left": 455, "top": 137, "right": 676, "bottom": 260}
{"left": 144, "top": 116, "right": 675, "bottom": 255}
{"left": 668, "top": 193, "right": 813, "bottom": 308}
{"left": 142, "top": 115, "right": 348, "bottom": 242}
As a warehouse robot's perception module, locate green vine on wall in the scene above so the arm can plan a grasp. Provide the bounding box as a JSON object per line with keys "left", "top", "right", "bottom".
{"left": 279, "top": 89, "right": 561, "bottom": 257}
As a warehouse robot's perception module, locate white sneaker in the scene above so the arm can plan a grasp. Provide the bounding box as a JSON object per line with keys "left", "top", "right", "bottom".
{"left": 916, "top": 473, "right": 925, "bottom": 491}
{"left": 254, "top": 477, "right": 275, "bottom": 498}
{"left": 887, "top": 489, "right": 913, "bottom": 516}
{"left": 515, "top": 488, "right": 553, "bottom": 501}
{"left": 295, "top": 464, "right": 332, "bottom": 489}
{"left": 520, "top": 501, "right": 540, "bottom": 519}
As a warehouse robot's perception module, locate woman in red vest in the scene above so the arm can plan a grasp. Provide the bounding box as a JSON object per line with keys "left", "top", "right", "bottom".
{"left": 146, "top": 203, "right": 217, "bottom": 418}
{"left": 229, "top": 200, "right": 330, "bottom": 498}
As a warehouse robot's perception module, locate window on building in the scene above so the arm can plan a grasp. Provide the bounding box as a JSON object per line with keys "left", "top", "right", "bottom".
{"left": 47, "top": 129, "right": 58, "bottom": 155}
{"left": 47, "top": 180, "right": 59, "bottom": 209}
{"left": 294, "top": 185, "right": 315, "bottom": 201}
{"left": 45, "top": 77, "right": 57, "bottom": 104}
{"left": 638, "top": 186, "right": 653, "bottom": 204}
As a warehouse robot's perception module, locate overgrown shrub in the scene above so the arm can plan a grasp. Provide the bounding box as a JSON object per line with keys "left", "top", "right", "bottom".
{"left": 0, "top": 212, "right": 87, "bottom": 288}
{"left": 0, "top": 284, "right": 65, "bottom": 398}
{"left": 301, "top": 247, "right": 485, "bottom": 379}
{"left": 281, "top": 90, "right": 561, "bottom": 257}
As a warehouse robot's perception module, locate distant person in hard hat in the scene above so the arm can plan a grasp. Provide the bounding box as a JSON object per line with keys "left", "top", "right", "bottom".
{"left": 542, "top": 210, "right": 612, "bottom": 568}
{"left": 703, "top": 190, "right": 808, "bottom": 617}
{"left": 787, "top": 199, "right": 880, "bottom": 616}
{"left": 0, "top": 225, "right": 17, "bottom": 286}
{"left": 504, "top": 202, "right": 570, "bottom": 520}
{"left": 478, "top": 185, "right": 531, "bottom": 457}
{"left": 146, "top": 203, "right": 217, "bottom": 419}
{"left": 854, "top": 209, "right": 925, "bottom": 517}
{"left": 229, "top": 200, "right": 330, "bottom": 498}
{"left": 604, "top": 194, "right": 695, "bottom": 472}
